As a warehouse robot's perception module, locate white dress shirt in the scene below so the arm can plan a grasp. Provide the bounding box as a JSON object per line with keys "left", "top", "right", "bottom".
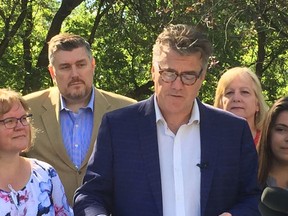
{"left": 154, "top": 97, "right": 201, "bottom": 216}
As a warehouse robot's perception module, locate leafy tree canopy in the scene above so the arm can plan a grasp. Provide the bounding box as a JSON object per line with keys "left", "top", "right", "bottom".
{"left": 0, "top": 0, "right": 287, "bottom": 105}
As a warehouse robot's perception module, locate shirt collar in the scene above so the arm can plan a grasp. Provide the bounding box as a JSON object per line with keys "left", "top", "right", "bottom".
{"left": 154, "top": 95, "right": 200, "bottom": 125}
{"left": 60, "top": 87, "right": 95, "bottom": 111}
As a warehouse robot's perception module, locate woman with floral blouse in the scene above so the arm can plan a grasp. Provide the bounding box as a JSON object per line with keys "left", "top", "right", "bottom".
{"left": 0, "top": 88, "right": 73, "bottom": 215}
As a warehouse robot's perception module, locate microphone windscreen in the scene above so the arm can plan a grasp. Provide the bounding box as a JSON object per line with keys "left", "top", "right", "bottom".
{"left": 258, "top": 201, "right": 288, "bottom": 216}
{"left": 261, "top": 187, "right": 288, "bottom": 213}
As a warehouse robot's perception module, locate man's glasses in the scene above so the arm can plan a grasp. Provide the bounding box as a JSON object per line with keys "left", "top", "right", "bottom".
{"left": 158, "top": 65, "right": 203, "bottom": 86}
{"left": 0, "top": 114, "right": 32, "bottom": 129}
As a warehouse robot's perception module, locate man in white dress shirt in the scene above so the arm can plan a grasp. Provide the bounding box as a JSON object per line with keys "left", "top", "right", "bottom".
{"left": 74, "top": 24, "right": 261, "bottom": 216}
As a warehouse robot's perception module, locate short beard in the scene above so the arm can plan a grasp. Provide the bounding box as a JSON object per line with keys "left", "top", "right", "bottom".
{"left": 65, "top": 87, "right": 91, "bottom": 102}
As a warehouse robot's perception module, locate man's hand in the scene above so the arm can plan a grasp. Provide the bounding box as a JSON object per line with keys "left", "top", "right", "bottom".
{"left": 219, "top": 213, "right": 232, "bottom": 216}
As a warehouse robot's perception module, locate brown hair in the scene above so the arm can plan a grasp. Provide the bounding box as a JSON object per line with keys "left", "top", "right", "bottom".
{"left": 0, "top": 88, "right": 35, "bottom": 152}
{"left": 48, "top": 33, "right": 92, "bottom": 66}
{"left": 257, "top": 96, "right": 288, "bottom": 187}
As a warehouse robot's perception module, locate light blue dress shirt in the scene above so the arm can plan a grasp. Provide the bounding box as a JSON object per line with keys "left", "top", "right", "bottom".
{"left": 60, "top": 89, "right": 94, "bottom": 169}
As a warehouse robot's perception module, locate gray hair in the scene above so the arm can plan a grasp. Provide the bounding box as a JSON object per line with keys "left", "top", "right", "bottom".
{"left": 152, "top": 24, "right": 212, "bottom": 69}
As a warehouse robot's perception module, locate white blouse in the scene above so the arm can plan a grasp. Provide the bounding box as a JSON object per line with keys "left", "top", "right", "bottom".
{"left": 0, "top": 158, "right": 73, "bottom": 216}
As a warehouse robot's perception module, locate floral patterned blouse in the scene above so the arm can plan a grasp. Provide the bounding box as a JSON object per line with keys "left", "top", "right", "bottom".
{"left": 0, "top": 158, "right": 73, "bottom": 216}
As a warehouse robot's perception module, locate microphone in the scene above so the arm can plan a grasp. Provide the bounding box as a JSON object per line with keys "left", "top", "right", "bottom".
{"left": 196, "top": 162, "right": 209, "bottom": 169}
{"left": 259, "top": 201, "right": 288, "bottom": 216}
{"left": 260, "top": 187, "right": 288, "bottom": 214}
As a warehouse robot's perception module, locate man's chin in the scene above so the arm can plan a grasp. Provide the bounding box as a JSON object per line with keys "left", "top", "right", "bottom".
{"left": 67, "top": 90, "right": 87, "bottom": 100}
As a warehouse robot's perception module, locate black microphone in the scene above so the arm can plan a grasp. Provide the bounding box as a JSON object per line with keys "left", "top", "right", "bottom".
{"left": 196, "top": 162, "right": 209, "bottom": 169}
{"left": 258, "top": 202, "right": 288, "bottom": 216}
{"left": 259, "top": 201, "right": 288, "bottom": 216}
{"left": 261, "top": 187, "right": 288, "bottom": 213}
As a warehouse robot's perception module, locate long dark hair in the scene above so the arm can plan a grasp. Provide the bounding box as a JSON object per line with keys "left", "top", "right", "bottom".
{"left": 257, "top": 96, "right": 288, "bottom": 187}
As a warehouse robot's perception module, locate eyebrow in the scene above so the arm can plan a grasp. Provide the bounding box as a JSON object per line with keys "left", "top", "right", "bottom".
{"left": 225, "top": 87, "right": 252, "bottom": 91}
{"left": 75, "top": 59, "right": 87, "bottom": 64}
{"left": 274, "top": 123, "right": 288, "bottom": 128}
{"left": 0, "top": 114, "right": 29, "bottom": 120}
{"left": 59, "top": 59, "right": 87, "bottom": 66}
{"left": 160, "top": 66, "right": 199, "bottom": 74}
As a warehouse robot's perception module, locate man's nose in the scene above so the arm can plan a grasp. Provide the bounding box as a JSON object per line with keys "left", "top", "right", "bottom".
{"left": 71, "top": 65, "right": 79, "bottom": 76}
{"left": 171, "top": 76, "right": 184, "bottom": 89}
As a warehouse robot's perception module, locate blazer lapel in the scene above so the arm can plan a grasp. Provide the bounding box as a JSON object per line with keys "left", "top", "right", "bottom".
{"left": 198, "top": 101, "right": 219, "bottom": 215}
{"left": 41, "top": 87, "right": 75, "bottom": 169}
{"left": 138, "top": 97, "right": 163, "bottom": 216}
{"left": 80, "top": 88, "right": 111, "bottom": 169}
{"left": 136, "top": 98, "right": 219, "bottom": 216}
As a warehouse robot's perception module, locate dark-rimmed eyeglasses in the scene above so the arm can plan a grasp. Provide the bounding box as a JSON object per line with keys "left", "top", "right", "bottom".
{"left": 0, "top": 114, "right": 32, "bottom": 129}
{"left": 158, "top": 65, "right": 203, "bottom": 86}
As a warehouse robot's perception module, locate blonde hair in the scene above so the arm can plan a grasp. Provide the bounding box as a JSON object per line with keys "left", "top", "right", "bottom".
{"left": 0, "top": 88, "right": 35, "bottom": 152}
{"left": 214, "top": 67, "right": 268, "bottom": 131}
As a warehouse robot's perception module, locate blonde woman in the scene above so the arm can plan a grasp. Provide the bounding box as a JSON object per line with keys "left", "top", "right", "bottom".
{"left": 214, "top": 67, "right": 268, "bottom": 145}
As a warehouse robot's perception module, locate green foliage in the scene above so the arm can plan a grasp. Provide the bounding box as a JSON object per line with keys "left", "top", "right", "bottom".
{"left": 91, "top": 3, "right": 155, "bottom": 99}
{"left": 0, "top": 0, "right": 60, "bottom": 92}
{"left": 0, "top": 0, "right": 287, "bottom": 104}
{"left": 62, "top": 3, "right": 94, "bottom": 35}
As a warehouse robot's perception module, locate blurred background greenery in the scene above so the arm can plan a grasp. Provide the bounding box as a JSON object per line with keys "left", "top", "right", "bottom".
{"left": 0, "top": 0, "right": 287, "bottom": 106}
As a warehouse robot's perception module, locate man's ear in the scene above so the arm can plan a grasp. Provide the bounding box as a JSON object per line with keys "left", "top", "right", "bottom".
{"left": 48, "top": 66, "right": 57, "bottom": 85}
{"left": 200, "top": 69, "right": 207, "bottom": 81}
{"left": 92, "top": 57, "right": 96, "bottom": 66}
{"left": 48, "top": 66, "right": 55, "bottom": 79}
{"left": 92, "top": 58, "right": 96, "bottom": 75}
{"left": 151, "top": 65, "right": 155, "bottom": 81}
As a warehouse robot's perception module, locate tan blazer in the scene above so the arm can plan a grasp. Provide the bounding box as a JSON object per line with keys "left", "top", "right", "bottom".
{"left": 23, "top": 86, "right": 136, "bottom": 205}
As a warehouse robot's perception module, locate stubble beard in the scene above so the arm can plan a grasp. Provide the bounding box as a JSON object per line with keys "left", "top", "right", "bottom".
{"left": 66, "top": 86, "right": 91, "bottom": 102}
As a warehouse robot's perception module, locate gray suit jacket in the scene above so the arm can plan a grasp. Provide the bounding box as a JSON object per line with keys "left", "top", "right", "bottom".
{"left": 23, "top": 86, "right": 136, "bottom": 205}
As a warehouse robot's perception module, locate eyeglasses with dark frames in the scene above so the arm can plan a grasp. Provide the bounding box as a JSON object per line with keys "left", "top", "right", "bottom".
{"left": 0, "top": 114, "right": 32, "bottom": 129}
{"left": 158, "top": 65, "right": 203, "bottom": 86}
